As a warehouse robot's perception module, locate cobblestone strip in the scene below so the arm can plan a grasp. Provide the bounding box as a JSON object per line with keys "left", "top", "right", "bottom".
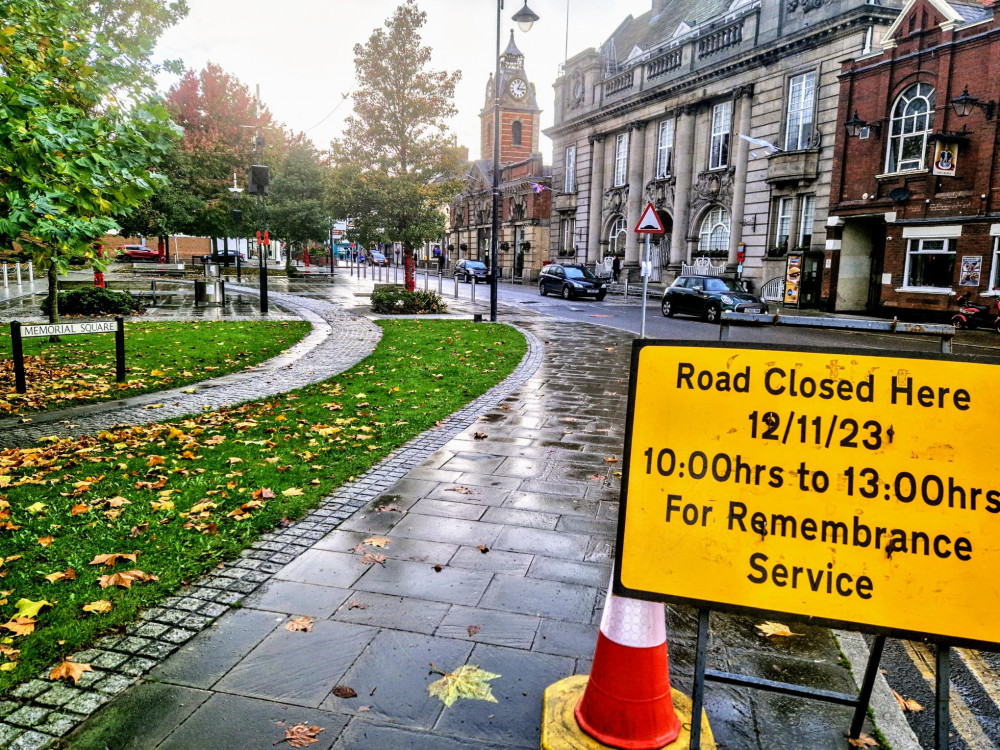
{"left": 0, "top": 323, "right": 543, "bottom": 749}
{"left": 0, "top": 291, "right": 381, "bottom": 449}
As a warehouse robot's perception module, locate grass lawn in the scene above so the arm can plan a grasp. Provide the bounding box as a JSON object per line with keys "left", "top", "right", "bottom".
{"left": 0, "top": 320, "right": 312, "bottom": 416}
{"left": 0, "top": 319, "right": 527, "bottom": 695}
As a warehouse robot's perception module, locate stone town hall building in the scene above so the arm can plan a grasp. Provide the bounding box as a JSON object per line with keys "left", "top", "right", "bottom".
{"left": 546, "top": 0, "right": 901, "bottom": 295}
{"left": 447, "top": 34, "right": 551, "bottom": 280}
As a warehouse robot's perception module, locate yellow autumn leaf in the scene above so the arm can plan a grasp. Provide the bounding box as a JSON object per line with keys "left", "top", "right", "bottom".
{"left": 189, "top": 501, "right": 216, "bottom": 514}
{"left": 755, "top": 621, "right": 803, "bottom": 638}
{"left": 150, "top": 500, "right": 175, "bottom": 512}
{"left": 25, "top": 502, "right": 46, "bottom": 514}
{"left": 50, "top": 660, "right": 93, "bottom": 684}
{"left": 282, "top": 488, "right": 304, "bottom": 497}
{"left": 427, "top": 664, "right": 500, "bottom": 707}
{"left": 363, "top": 536, "right": 391, "bottom": 548}
{"left": 0, "top": 662, "right": 16, "bottom": 671}
{"left": 82, "top": 600, "right": 113, "bottom": 614}
{"left": 150, "top": 369, "right": 166, "bottom": 377}
{"left": 14, "top": 598, "right": 52, "bottom": 619}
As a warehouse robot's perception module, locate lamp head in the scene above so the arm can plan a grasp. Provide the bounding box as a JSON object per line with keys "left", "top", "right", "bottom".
{"left": 512, "top": 1, "right": 539, "bottom": 32}
{"left": 844, "top": 111, "right": 866, "bottom": 138}
{"left": 950, "top": 86, "right": 978, "bottom": 118}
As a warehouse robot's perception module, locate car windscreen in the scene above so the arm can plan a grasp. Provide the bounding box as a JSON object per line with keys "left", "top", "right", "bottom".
{"left": 704, "top": 278, "right": 744, "bottom": 292}
{"left": 564, "top": 266, "right": 596, "bottom": 279}
{"left": 466, "top": 262, "right": 487, "bottom": 270}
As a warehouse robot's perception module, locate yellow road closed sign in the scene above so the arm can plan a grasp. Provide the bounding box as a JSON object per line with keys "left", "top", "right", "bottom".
{"left": 615, "top": 342, "right": 1000, "bottom": 648}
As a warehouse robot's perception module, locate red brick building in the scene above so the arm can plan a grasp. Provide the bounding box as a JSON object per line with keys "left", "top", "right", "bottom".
{"left": 828, "top": 0, "right": 1000, "bottom": 315}
{"left": 448, "top": 32, "right": 551, "bottom": 279}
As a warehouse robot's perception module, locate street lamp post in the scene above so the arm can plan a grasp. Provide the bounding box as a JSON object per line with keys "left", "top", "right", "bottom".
{"left": 490, "top": 0, "right": 539, "bottom": 322}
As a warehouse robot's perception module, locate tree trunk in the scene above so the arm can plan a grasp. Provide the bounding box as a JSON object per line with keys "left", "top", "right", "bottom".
{"left": 46, "top": 263, "right": 60, "bottom": 343}
{"left": 404, "top": 243, "right": 415, "bottom": 291}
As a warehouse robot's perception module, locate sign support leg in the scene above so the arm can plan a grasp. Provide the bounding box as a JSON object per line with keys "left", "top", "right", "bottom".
{"left": 114, "top": 316, "right": 126, "bottom": 383}
{"left": 690, "top": 608, "right": 710, "bottom": 750}
{"left": 11, "top": 321, "right": 25, "bottom": 394}
{"left": 936, "top": 644, "right": 951, "bottom": 750}
{"left": 849, "top": 635, "right": 886, "bottom": 739}
{"left": 640, "top": 234, "right": 650, "bottom": 339}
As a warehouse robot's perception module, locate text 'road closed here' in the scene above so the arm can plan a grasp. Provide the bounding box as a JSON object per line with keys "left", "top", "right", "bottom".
{"left": 615, "top": 342, "right": 1000, "bottom": 648}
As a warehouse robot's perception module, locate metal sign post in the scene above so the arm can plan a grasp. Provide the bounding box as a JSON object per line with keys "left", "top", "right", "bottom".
{"left": 640, "top": 234, "right": 650, "bottom": 338}
{"left": 10, "top": 318, "right": 125, "bottom": 394}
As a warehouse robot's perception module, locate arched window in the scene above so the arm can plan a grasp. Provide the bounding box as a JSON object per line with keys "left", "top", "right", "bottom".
{"left": 512, "top": 120, "right": 523, "bottom": 146}
{"left": 886, "top": 83, "right": 935, "bottom": 173}
{"left": 698, "top": 207, "right": 731, "bottom": 255}
{"left": 607, "top": 215, "right": 627, "bottom": 256}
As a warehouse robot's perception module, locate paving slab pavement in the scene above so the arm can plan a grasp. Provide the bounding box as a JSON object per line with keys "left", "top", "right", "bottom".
{"left": 0, "top": 273, "right": 912, "bottom": 749}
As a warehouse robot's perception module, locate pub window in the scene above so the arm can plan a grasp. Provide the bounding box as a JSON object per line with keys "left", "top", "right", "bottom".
{"left": 904, "top": 238, "right": 955, "bottom": 288}
{"left": 886, "top": 83, "right": 935, "bottom": 173}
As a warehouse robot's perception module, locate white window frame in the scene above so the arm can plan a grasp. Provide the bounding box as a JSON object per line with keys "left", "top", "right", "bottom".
{"left": 798, "top": 194, "right": 816, "bottom": 247}
{"left": 886, "top": 83, "right": 935, "bottom": 174}
{"left": 608, "top": 215, "right": 627, "bottom": 255}
{"left": 992, "top": 237, "right": 1000, "bottom": 292}
{"left": 709, "top": 101, "right": 732, "bottom": 170}
{"left": 775, "top": 197, "right": 793, "bottom": 250}
{"left": 656, "top": 119, "right": 674, "bottom": 178}
{"left": 614, "top": 133, "right": 629, "bottom": 186}
{"left": 903, "top": 237, "right": 955, "bottom": 290}
{"left": 564, "top": 145, "right": 577, "bottom": 193}
{"left": 560, "top": 217, "right": 576, "bottom": 254}
{"left": 698, "top": 207, "right": 731, "bottom": 255}
{"left": 784, "top": 71, "right": 816, "bottom": 151}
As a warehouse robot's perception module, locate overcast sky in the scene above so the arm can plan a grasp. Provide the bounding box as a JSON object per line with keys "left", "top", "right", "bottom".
{"left": 154, "top": 0, "right": 652, "bottom": 162}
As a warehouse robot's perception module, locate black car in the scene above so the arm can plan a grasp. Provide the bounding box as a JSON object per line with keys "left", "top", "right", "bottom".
{"left": 454, "top": 259, "right": 488, "bottom": 283}
{"left": 538, "top": 263, "right": 607, "bottom": 301}
{"left": 661, "top": 275, "right": 767, "bottom": 322}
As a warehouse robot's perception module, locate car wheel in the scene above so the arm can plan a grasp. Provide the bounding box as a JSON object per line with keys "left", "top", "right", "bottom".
{"left": 704, "top": 304, "right": 721, "bottom": 324}
{"left": 561, "top": 285, "right": 573, "bottom": 301}
{"left": 661, "top": 297, "right": 674, "bottom": 317}
{"left": 539, "top": 282, "right": 547, "bottom": 296}
{"left": 596, "top": 292, "right": 606, "bottom": 301}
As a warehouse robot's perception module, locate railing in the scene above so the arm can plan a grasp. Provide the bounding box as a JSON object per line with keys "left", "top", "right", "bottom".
{"left": 646, "top": 49, "right": 683, "bottom": 80}
{"left": 1, "top": 261, "right": 32, "bottom": 288}
{"left": 697, "top": 19, "right": 744, "bottom": 58}
{"left": 602, "top": 69, "right": 634, "bottom": 97}
{"left": 682, "top": 257, "right": 727, "bottom": 276}
{"left": 759, "top": 276, "right": 785, "bottom": 302}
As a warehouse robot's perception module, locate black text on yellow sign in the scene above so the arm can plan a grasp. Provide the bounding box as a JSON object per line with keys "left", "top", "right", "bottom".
{"left": 615, "top": 342, "right": 1000, "bottom": 648}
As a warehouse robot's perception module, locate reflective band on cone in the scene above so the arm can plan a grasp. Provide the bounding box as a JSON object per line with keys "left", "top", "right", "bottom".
{"left": 574, "top": 577, "right": 681, "bottom": 750}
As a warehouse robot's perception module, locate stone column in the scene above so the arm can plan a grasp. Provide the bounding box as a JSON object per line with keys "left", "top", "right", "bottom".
{"left": 625, "top": 122, "right": 647, "bottom": 266}
{"left": 728, "top": 85, "right": 754, "bottom": 265}
{"left": 586, "top": 135, "right": 606, "bottom": 263}
{"left": 670, "top": 106, "right": 696, "bottom": 266}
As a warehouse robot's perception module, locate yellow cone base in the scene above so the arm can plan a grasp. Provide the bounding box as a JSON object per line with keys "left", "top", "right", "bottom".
{"left": 541, "top": 675, "right": 716, "bottom": 750}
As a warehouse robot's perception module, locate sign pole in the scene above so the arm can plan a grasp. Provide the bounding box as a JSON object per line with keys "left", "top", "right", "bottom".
{"left": 10, "top": 321, "right": 25, "bottom": 394}
{"left": 641, "top": 234, "right": 650, "bottom": 339}
{"left": 114, "top": 316, "right": 126, "bottom": 383}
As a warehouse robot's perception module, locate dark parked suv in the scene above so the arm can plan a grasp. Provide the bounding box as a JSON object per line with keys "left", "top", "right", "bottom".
{"left": 660, "top": 275, "right": 767, "bottom": 322}
{"left": 454, "top": 259, "right": 488, "bottom": 282}
{"left": 538, "top": 263, "right": 607, "bottom": 300}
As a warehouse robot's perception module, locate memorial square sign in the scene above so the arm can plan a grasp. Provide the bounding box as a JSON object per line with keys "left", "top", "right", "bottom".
{"left": 614, "top": 341, "right": 1000, "bottom": 649}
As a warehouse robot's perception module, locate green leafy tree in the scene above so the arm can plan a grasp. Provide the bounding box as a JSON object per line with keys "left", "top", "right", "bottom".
{"left": 0, "top": 0, "right": 184, "bottom": 324}
{"left": 330, "top": 0, "right": 463, "bottom": 290}
{"left": 269, "top": 136, "right": 328, "bottom": 271}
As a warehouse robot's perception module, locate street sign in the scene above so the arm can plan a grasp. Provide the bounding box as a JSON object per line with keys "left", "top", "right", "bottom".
{"left": 615, "top": 341, "right": 1000, "bottom": 649}
{"left": 635, "top": 202, "right": 665, "bottom": 234}
{"left": 10, "top": 318, "right": 125, "bottom": 394}
{"left": 20, "top": 320, "right": 117, "bottom": 338}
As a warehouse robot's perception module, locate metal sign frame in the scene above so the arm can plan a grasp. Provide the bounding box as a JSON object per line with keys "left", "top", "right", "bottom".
{"left": 634, "top": 202, "right": 666, "bottom": 234}
{"left": 10, "top": 318, "right": 125, "bottom": 394}
{"left": 614, "top": 339, "right": 1000, "bottom": 750}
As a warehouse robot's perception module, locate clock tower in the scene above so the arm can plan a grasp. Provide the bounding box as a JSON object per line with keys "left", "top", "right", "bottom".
{"left": 481, "top": 31, "right": 541, "bottom": 164}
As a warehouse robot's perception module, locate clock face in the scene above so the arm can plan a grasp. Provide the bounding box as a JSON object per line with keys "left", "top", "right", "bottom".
{"left": 509, "top": 78, "right": 527, "bottom": 99}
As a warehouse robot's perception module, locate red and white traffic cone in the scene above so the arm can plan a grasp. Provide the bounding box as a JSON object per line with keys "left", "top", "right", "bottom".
{"left": 574, "top": 578, "right": 681, "bottom": 750}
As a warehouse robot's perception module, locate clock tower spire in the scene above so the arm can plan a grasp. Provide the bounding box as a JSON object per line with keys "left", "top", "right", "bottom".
{"left": 481, "top": 30, "right": 541, "bottom": 164}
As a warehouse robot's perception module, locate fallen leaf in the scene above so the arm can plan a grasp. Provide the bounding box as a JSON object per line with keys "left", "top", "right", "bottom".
{"left": 37, "top": 536, "right": 53, "bottom": 547}
{"left": 89, "top": 553, "right": 138, "bottom": 567}
{"left": 447, "top": 486, "right": 473, "bottom": 495}
{"left": 50, "top": 660, "right": 93, "bottom": 684}
{"left": 473, "top": 432, "right": 488, "bottom": 440}
{"left": 755, "top": 621, "right": 803, "bottom": 638}
{"left": 346, "top": 599, "right": 368, "bottom": 610}
{"left": 282, "top": 487, "right": 304, "bottom": 497}
{"left": 285, "top": 616, "right": 314, "bottom": 632}
{"left": 277, "top": 723, "right": 324, "bottom": 748}
{"left": 82, "top": 600, "right": 113, "bottom": 614}
{"left": 25, "top": 502, "right": 46, "bottom": 515}
{"left": 603, "top": 456, "right": 618, "bottom": 464}
{"left": 891, "top": 689, "right": 923, "bottom": 712}
{"left": 43, "top": 569, "right": 76, "bottom": 583}
{"left": 14, "top": 599, "right": 52, "bottom": 619}
{"left": 1, "top": 618, "right": 35, "bottom": 636}
{"left": 332, "top": 685, "right": 357, "bottom": 698}
{"left": 98, "top": 569, "right": 158, "bottom": 589}
{"left": 70, "top": 504, "right": 90, "bottom": 515}
{"left": 143, "top": 403, "right": 165, "bottom": 409}
{"left": 467, "top": 625, "right": 482, "bottom": 636}
{"left": 432, "top": 564, "right": 443, "bottom": 572}
{"left": 848, "top": 734, "right": 880, "bottom": 748}
{"left": 477, "top": 545, "right": 489, "bottom": 554}
{"left": 428, "top": 663, "right": 500, "bottom": 707}
{"left": 363, "top": 536, "right": 390, "bottom": 548}
{"left": 359, "top": 553, "right": 386, "bottom": 565}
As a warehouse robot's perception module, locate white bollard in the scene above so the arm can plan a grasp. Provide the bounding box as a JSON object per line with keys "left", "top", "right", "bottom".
{"left": 454, "top": 274, "right": 459, "bottom": 299}
{"left": 471, "top": 277, "right": 477, "bottom": 304}
{"left": 2, "top": 263, "right": 7, "bottom": 289}
{"left": 438, "top": 272, "right": 443, "bottom": 295}
{"left": 27, "top": 260, "right": 33, "bottom": 284}
{"left": 15, "top": 262, "right": 22, "bottom": 285}
{"left": 424, "top": 268, "right": 428, "bottom": 291}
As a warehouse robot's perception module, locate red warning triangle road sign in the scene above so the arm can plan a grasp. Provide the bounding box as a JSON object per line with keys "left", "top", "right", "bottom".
{"left": 635, "top": 202, "right": 665, "bottom": 234}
